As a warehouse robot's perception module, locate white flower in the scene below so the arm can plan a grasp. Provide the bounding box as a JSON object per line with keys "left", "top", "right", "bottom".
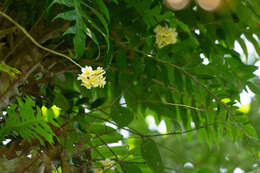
{"left": 99, "top": 159, "right": 115, "bottom": 167}
{"left": 77, "top": 66, "right": 106, "bottom": 89}
{"left": 154, "top": 25, "right": 178, "bottom": 48}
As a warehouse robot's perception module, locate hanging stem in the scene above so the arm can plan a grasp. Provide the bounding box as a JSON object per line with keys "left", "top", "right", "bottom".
{"left": 0, "top": 10, "right": 82, "bottom": 69}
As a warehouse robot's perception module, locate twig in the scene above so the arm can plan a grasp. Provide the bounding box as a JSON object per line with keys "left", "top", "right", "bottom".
{"left": 143, "top": 122, "right": 217, "bottom": 138}
{"left": 150, "top": 56, "right": 233, "bottom": 114}
{"left": 15, "top": 154, "right": 40, "bottom": 173}
{"left": 103, "top": 149, "right": 136, "bottom": 173}
{"left": 119, "top": 100, "right": 202, "bottom": 111}
{"left": 3, "top": 9, "right": 46, "bottom": 62}
{"left": 0, "top": 40, "right": 65, "bottom": 106}
{"left": 86, "top": 111, "right": 227, "bottom": 139}
{"left": 91, "top": 131, "right": 127, "bottom": 173}
{"left": 87, "top": 113, "right": 143, "bottom": 137}
{"left": 0, "top": 10, "right": 82, "bottom": 68}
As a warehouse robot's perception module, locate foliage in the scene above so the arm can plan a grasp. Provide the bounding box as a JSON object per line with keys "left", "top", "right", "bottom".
{"left": 0, "top": 96, "right": 59, "bottom": 145}
{"left": 0, "top": 63, "right": 20, "bottom": 77}
{"left": 0, "top": 0, "right": 260, "bottom": 172}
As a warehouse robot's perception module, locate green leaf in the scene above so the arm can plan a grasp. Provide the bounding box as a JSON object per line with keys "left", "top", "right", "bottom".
{"left": 84, "top": 27, "right": 100, "bottom": 58}
{"left": 73, "top": 23, "right": 86, "bottom": 57}
{"left": 158, "top": 64, "right": 169, "bottom": 87}
{"left": 111, "top": 107, "right": 134, "bottom": 127}
{"left": 174, "top": 69, "right": 183, "bottom": 91}
{"left": 110, "top": 0, "right": 118, "bottom": 4}
{"left": 245, "top": 33, "right": 260, "bottom": 57}
{"left": 54, "top": 72, "right": 80, "bottom": 92}
{"left": 87, "top": 124, "right": 116, "bottom": 135}
{"left": 244, "top": 124, "right": 258, "bottom": 140}
{"left": 197, "top": 74, "right": 215, "bottom": 80}
{"left": 0, "top": 97, "right": 57, "bottom": 145}
{"left": 191, "top": 101, "right": 200, "bottom": 128}
{"left": 196, "top": 168, "right": 214, "bottom": 173}
{"left": 115, "top": 50, "right": 127, "bottom": 71}
{"left": 93, "top": 146, "right": 128, "bottom": 158}
{"left": 84, "top": 27, "right": 98, "bottom": 42}
{"left": 237, "top": 38, "right": 248, "bottom": 57}
{"left": 76, "top": 97, "right": 89, "bottom": 106}
{"left": 91, "top": 97, "right": 106, "bottom": 108}
{"left": 247, "top": 82, "right": 260, "bottom": 95}
{"left": 53, "top": 93, "right": 70, "bottom": 111}
{"left": 179, "top": 98, "right": 188, "bottom": 128}
{"left": 41, "top": 105, "right": 60, "bottom": 127}
{"left": 73, "top": 2, "right": 101, "bottom": 58}
{"left": 50, "top": 0, "right": 73, "bottom": 7}
{"left": 185, "top": 76, "right": 193, "bottom": 95}
{"left": 0, "top": 64, "right": 21, "bottom": 77}
{"left": 53, "top": 10, "right": 77, "bottom": 21}
{"left": 141, "top": 138, "right": 165, "bottom": 173}
{"left": 92, "top": 131, "right": 123, "bottom": 146}
{"left": 94, "top": 0, "right": 110, "bottom": 21}
{"left": 122, "top": 163, "right": 142, "bottom": 173}
{"left": 63, "top": 26, "right": 76, "bottom": 35}
{"left": 174, "top": 18, "right": 191, "bottom": 34}
{"left": 81, "top": 3, "right": 110, "bottom": 55}
{"left": 52, "top": 167, "right": 62, "bottom": 173}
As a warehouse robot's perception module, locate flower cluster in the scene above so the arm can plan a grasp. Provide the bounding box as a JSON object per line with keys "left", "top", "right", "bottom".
{"left": 92, "top": 159, "right": 115, "bottom": 173}
{"left": 99, "top": 159, "right": 115, "bottom": 167}
{"left": 154, "top": 25, "right": 178, "bottom": 48}
{"left": 77, "top": 66, "right": 106, "bottom": 89}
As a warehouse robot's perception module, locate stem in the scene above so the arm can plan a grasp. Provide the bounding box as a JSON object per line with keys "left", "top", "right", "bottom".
{"left": 0, "top": 10, "right": 82, "bottom": 69}
{"left": 91, "top": 130, "right": 127, "bottom": 173}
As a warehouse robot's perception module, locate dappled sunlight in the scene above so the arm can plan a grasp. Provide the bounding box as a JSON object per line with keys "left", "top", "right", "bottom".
{"left": 146, "top": 115, "right": 167, "bottom": 134}
{"left": 234, "top": 168, "right": 244, "bottom": 173}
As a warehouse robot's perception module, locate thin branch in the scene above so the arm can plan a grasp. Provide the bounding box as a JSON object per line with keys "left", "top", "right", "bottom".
{"left": 129, "top": 48, "right": 235, "bottom": 117}
{"left": 15, "top": 154, "right": 40, "bottom": 173}
{"left": 0, "top": 40, "right": 65, "bottom": 106}
{"left": 3, "top": 8, "right": 46, "bottom": 62}
{"left": 0, "top": 10, "right": 82, "bottom": 68}
{"left": 131, "top": 49, "right": 260, "bottom": 142}
{"left": 156, "top": 142, "right": 195, "bottom": 165}
{"left": 145, "top": 55, "right": 260, "bottom": 144}
{"left": 110, "top": 86, "right": 131, "bottom": 106}
{"left": 119, "top": 100, "right": 203, "bottom": 111}
{"left": 103, "top": 149, "right": 137, "bottom": 173}
{"left": 87, "top": 113, "right": 143, "bottom": 137}
{"left": 86, "top": 112, "right": 227, "bottom": 139}
{"left": 91, "top": 130, "right": 127, "bottom": 173}
{"left": 78, "top": 56, "right": 207, "bottom": 113}
{"left": 146, "top": 55, "right": 234, "bottom": 116}
{"left": 97, "top": 100, "right": 202, "bottom": 114}
{"left": 143, "top": 122, "right": 217, "bottom": 138}
{"left": 63, "top": 98, "right": 200, "bottom": 136}
{"left": 88, "top": 142, "right": 106, "bottom": 160}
